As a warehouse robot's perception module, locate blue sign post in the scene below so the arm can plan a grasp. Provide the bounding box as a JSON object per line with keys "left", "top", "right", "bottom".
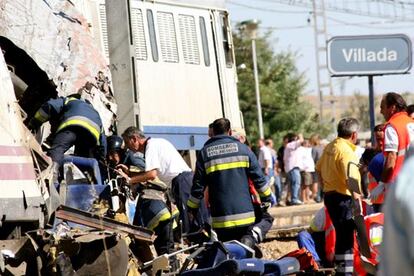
{"left": 327, "top": 34, "right": 412, "bottom": 144}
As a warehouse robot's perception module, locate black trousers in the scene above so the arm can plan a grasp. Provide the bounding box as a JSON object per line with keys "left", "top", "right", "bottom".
{"left": 216, "top": 207, "right": 274, "bottom": 245}
{"left": 171, "top": 171, "right": 209, "bottom": 234}
{"left": 246, "top": 205, "right": 274, "bottom": 243}
{"left": 153, "top": 220, "right": 174, "bottom": 256}
{"left": 215, "top": 226, "right": 250, "bottom": 242}
{"left": 49, "top": 127, "right": 97, "bottom": 165}
{"left": 324, "top": 192, "right": 355, "bottom": 276}
{"left": 49, "top": 127, "right": 106, "bottom": 182}
{"left": 133, "top": 198, "right": 174, "bottom": 255}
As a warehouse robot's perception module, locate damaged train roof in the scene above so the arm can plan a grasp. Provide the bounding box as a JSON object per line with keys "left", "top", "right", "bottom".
{"left": 0, "top": 0, "right": 116, "bottom": 133}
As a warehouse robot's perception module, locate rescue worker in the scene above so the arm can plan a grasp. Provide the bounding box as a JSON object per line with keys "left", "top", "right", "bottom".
{"left": 316, "top": 118, "right": 361, "bottom": 275}
{"left": 298, "top": 206, "right": 383, "bottom": 275}
{"left": 106, "top": 135, "right": 144, "bottom": 179}
{"left": 120, "top": 126, "right": 208, "bottom": 234}
{"left": 297, "top": 207, "right": 336, "bottom": 268}
{"left": 187, "top": 118, "right": 272, "bottom": 243}
{"left": 109, "top": 135, "right": 176, "bottom": 257}
{"left": 374, "top": 92, "right": 414, "bottom": 198}
{"left": 28, "top": 94, "right": 106, "bottom": 179}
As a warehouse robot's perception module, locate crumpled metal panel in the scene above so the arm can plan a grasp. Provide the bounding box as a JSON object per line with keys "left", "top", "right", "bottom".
{"left": 0, "top": 0, "right": 108, "bottom": 94}
{"left": 0, "top": 0, "right": 116, "bottom": 132}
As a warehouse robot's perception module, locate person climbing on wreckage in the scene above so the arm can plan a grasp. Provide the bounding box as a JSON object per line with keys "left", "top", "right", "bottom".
{"left": 110, "top": 135, "right": 179, "bottom": 265}
{"left": 27, "top": 93, "right": 107, "bottom": 182}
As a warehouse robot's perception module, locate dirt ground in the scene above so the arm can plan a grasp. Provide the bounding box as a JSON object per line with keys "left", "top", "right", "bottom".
{"left": 259, "top": 238, "right": 298, "bottom": 260}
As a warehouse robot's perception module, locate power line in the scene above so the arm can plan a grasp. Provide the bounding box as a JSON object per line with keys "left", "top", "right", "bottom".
{"left": 260, "top": 0, "right": 414, "bottom": 21}
{"left": 226, "top": 0, "right": 310, "bottom": 14}
{"left": 229, "top": 0, "right": 414, "bottom": 30}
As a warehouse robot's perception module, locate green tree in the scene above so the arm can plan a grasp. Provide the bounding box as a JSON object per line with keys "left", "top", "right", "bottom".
{"left": 341, "top": 91, "right": 370, "bottom": 131}
{"left": 341, "top": 92, "right": 387, "bottom": 131}
{"left": 233, "top": 26, "right": 329, "bottom": 146}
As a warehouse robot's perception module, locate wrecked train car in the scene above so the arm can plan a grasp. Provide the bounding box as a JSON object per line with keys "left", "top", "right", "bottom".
{"left": 0, "top": 0, "right": 116, "bottom": 230}
{"left": 0, "top": 0, "right": 116, "bottom": 132}
{"left": 0, "top": 1, "right": 150, "bottom": 274}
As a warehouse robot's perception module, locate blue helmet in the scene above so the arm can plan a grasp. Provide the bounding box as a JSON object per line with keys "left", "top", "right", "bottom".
{"left": 107, "top": 135, "right": 123, "bottom": 153}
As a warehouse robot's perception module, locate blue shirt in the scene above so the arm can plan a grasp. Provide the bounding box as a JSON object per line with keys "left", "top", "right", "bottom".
{"left": 368, "top": 153, "right": 384, "bottom": 182}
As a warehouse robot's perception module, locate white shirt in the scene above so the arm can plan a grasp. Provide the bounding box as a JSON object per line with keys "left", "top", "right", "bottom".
{"left": 384, "top": 125, "right": 399, "bottom": 152}
{"left": 283, "top": 140, "right": 302, "bottom": 172}
{"left": 354, "top": 146, "right": 365, "bottom": 161}
{"left": 145, "top": 138, "right": 191, "bottom": 187}
{"left": 258, "top": 145, "right": 272, "bottom": 169}
{"left": 384, "top": 123, "right": 414, "bottom": 152}
{"left": 297, "top": 146, "right": 315, "bottom": 172}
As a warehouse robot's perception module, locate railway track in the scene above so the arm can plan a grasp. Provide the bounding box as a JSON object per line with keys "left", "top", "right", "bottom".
{"left": 266, "top": 202, "right": 323, "bottom": 238}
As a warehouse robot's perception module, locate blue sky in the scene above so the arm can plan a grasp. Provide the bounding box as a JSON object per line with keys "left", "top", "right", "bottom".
{"left": 226, "top": 0, "right": 414, "bottom": 98}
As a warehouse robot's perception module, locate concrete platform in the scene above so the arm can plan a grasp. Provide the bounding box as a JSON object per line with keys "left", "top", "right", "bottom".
{"left": 267, "top": 202, "right": 323, "bottom": 238}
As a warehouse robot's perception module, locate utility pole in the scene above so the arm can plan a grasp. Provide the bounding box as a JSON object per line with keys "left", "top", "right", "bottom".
{"left": 311, "top": 0, "right": 333, "bottom": 123}
{"left": 240, "top": 19, "right": 264, "bottom": 139}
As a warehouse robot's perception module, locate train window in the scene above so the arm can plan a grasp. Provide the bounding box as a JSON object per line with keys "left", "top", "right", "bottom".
{"left": 219, "top": 12, "right": 234, "bottom": 68}
{"left": 178, "top": 15, "right": 200, "bottom": 65}
{"left": 131, "top": 8, "right": 148, "bottom": 60}
{"left": 157, "top": 12, "right": 179, "bottom": 63}
{"left": 199, "top": 16, "right": 210, "bottom": 67}
{"left": 146, "top": 9, "right": 159, "bottom": 62}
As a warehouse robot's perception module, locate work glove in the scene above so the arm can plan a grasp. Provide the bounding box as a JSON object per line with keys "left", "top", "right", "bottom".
{"left": 368, "top": 181, "right": 385, "bottom": 201}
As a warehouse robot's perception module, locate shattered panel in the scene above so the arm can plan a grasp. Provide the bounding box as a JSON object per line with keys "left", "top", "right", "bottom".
{"left": 0, "top": 0, "right": 116, "bottom": 133}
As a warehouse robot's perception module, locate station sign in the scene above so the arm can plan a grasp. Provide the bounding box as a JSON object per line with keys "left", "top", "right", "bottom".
{"left": 327, "top": 34, "right": 412, "bottom": 76}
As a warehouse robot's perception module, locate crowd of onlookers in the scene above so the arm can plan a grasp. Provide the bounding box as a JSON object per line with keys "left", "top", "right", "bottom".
{"left": 254, "top": 134, "right": 328, "bottom": 206}
{"left": 253, "top": 101, "right": 414, "bottom": 209}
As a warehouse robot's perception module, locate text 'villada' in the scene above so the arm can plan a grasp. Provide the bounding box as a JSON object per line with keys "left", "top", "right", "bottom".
{"left": 342, "top": 48, "right": 397, "bottom": 63}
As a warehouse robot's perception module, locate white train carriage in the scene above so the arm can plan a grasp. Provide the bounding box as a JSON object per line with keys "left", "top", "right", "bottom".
{"left": 104, "top": 0, "right": 243, "bottom": 149}
{"left": 0, "top": 50, "right": 52, "bottom": 227}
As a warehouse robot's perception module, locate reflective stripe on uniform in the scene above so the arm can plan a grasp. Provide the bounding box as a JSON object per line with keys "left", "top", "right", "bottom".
{"left": 335, "top": 254, "right": 353, "bottom": 261}
{"left": 335, "top": 253, "right": 354, "bottom": 273}
{"left": 212, "top": 211, "right": 255, "bottom": 228}
{"left": 371, "top": 236, "right": 382, "bottom": 245}
{"left": 336, "top": 266, "right": 354, "bottom": 273}
{"left": 171, "top": 208, "right": 179, "bottom": 229}
{"left": 187, "top": 195, "right": 201, "bottom": 209}
{"left": 171, "top": 208, "right": 179, "bottom": 217}
{"left": 64, "top": 97, "right": 78, "bottom": 105}
{"left": 398, "top": 147, "right": 409, "bottom": 156}
{"left": 205, "top": 155, "right": 249, "bottom": 174}
{"left": 34, "top": 108, "right": 49, "bottom": 123}
{"left": 252, "top": 226, "right": 263, "bottom": 242}
{"left": 257, "top": 184, "right": 272, "bottom": 197}
{"left": 57, "top": 116, "right": 101, "bottom": 143}
{"left": 146, "top": 207, "right": 171, "bottom": 230}
{"left": 205, "top": 155, "right": 249, "bottom": 170}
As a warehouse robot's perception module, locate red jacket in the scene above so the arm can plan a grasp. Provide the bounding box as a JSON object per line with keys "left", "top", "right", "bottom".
{"left": 384, "top": 112, "right": 414, "bottom": 182}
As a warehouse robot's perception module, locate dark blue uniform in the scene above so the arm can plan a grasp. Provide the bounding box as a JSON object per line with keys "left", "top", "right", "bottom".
{"left": 30, "top": 96, "right": 106, "bottom": 165}
{"left": 188, "top": 135, "right": 272, "bottom": 241}
{"left": 122, "top": 153, "right": 176, "bottom": 256}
